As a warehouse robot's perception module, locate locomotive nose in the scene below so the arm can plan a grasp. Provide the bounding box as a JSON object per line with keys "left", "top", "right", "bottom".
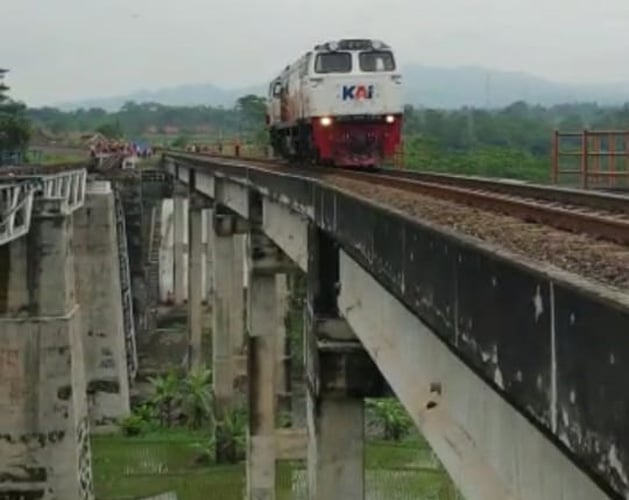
{"left": 348, "top": 131, "right": 377, "bottom": 154}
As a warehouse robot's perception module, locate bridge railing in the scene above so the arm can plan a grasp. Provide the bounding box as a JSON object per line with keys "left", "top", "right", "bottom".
{"left": 0, "top": 169, "right": 87, "bottom": 246}
{"left": 0, "top": 182, "right": 35, "bottom": 246}
{"left": 4, "top": 169, "right": 87, "bottom": 211}
{"left": 114, "top": 189, "right": 138, "bottom": 381}
{"left": 39, "top": 169, "right": 87, "bottom": 210}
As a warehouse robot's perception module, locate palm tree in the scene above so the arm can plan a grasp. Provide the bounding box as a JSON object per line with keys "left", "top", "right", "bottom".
{"left": 181, "top": 368, "right": 214, "bottom": 430}
{"left": 216, "top": 407, "right": 247, "bottom": 464}
{"left": 149, "top": 370, "right": 180, "bottom": 427}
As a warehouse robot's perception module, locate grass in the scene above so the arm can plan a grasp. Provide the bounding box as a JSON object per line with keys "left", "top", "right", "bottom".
{"left": 91, "top": 429, "right": 458, "bottom": 500}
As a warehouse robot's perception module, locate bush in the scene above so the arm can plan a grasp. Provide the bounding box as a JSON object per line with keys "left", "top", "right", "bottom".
{"left": 120, "top": 413, "right": 146, "bottom": 437}
{"left": 215, "top": 406, "right": 247, "bottom": 464}
{"left": 367, "top": 399, "right": 413, "bottom": 441}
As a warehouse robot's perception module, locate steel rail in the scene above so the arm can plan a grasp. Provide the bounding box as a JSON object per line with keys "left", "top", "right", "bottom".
{"left": 334, "top": 169, "right": 629, "bottom": 246}
{"left": 165, "top": 150, "right": 629, "bottom": 246}
{"left": 163, "top": 148, "right": 629, "bottom": 214}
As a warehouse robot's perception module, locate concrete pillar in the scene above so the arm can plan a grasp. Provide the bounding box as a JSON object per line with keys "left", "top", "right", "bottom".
{"left": 275, "top": 274, "right": 291, "bottom": 416}
{"left": 204, "top": 208, "right": 214, "bottom": 304}
{"left": 173, "top": 193, "right": 186, "bottom": 305}
{"left": 231, "top": 235, "right": 245, "bottom": 354}
{"left": 158, "top": 198, "right": 174, "bottom": 303}
{"left": 188, "top": 196, "right": 204, "bottom": 370}
{"left": 246, "top": 272, "right": 278, "bottom": 500}
{"left": 74, "top": 181, "right": 130, "bottom": 429}
{"left": 243, "top": 193, "right": 296, "bottom": 500}
{"left": 212, "top": 214, "right": 245, "bottom": 412}
{"left": 307, "top": 397, "right": 365, "bottom": 500}
{"left": 0, "top": 198, "right": 94, "bottom": 500}
{"left": 304, "top": 227, "right": 384, "bottom": 500}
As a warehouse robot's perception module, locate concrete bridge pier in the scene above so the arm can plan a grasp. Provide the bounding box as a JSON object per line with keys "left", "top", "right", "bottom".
{"left": 0, "top": 198, "right": 94, "bottom": 500}
{"left": 204, "top": 207, "right": 214, "bottom": 309}
{"left": 274, "top": 274, "right": 291, "bottom": 417}
{"left": 305, "top": 228, "right": 386, "bottom": 500}
{"left": 245, "top": 198, "right": 294, "bottom": 500}
{"left": 74, "top": 180, "right": 130, "bottom": 430}
{"left": 173, "top": 187, "right": 187, "bottom": 305}
{"left": 212, "top": 210, "right": 246, "bottom": 414}
{"left": 187, "top": 192, "right": 206, "bottom": 370}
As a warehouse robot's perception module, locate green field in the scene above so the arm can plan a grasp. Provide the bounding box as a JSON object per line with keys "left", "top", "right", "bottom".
{"left": 91, "top": 431, "right": 459, "bottom": 500}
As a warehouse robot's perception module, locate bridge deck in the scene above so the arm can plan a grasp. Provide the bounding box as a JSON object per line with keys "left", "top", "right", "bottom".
{"left": 166, "top": 152, "right": 629, "bottom": 499}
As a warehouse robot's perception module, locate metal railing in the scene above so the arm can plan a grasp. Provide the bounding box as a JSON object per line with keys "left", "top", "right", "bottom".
{"left": 0, "top": 182, "right": 35, "bottom": 245}
{"left": 552, "top": 129, "right": 629, "bottom": 189}
{"left": 114, "top": 189, "right": 138, "bottom": 381}
{"left": 38, "top": 169, "right": 87, "bottom": 209}
{"left": 0, "top": 169, "right": 87, "bottom": 246}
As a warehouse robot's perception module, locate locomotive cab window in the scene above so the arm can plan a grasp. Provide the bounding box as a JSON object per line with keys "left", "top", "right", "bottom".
{"left": 359, "top": 51, "right": 396, "bottom": 72}
{"left": 315, "top": 52, "right": 352, "bottom": 73}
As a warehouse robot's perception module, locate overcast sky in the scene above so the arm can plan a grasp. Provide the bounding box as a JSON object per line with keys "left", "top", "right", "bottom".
{"left": 3, "top": 0, "right": 629, "bottom": 106}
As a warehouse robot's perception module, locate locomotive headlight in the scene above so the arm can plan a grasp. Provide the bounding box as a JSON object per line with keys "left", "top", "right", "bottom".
{"left": 385, "top": 115, "right": 395, "bottom": 124}
{"left": 320, "top": 116, "right": 333, "bottom": 127}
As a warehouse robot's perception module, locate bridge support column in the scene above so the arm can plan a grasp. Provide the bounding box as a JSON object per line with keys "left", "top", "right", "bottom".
{"left": 74, "top": 181, "right": 130, "bottom": 430}
{"left": 0, "top": 198, "right": 94, "bottom": 500}
{"left": 305, "top": 227, "right": 386, "bottom": 500}
{"left": 246, "top": 272, "right": 278, "bottom": 500}
{"left": 173, "top": 188, "right": 187, "bottom": 305}
{"left": 212, "top": 212, "right": 246, "bottom": 414}
{"left": 204, "top": 208, "right": 214, "bottom": 306}
{"left": 188, "top": 193, "right": 206, "bottom": 370}
{"left": 245, "top": 196, "right": 294, "bottom": 500}
{"left": 275, "top": 274, "right": 291, "bottom": 417}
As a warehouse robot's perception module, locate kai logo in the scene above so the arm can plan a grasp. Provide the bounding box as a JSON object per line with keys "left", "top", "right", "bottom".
{"left": 342, "top": 85, "right": 375, "bottom": 101}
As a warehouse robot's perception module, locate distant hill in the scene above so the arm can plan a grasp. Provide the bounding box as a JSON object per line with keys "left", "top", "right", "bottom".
{"left": 55, "top": 64, "right": 629, "bottom": 111}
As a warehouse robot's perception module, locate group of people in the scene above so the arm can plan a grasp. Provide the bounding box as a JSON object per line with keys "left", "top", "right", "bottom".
{"left": 89, "top": 141, "right": 153, "bottom": 159}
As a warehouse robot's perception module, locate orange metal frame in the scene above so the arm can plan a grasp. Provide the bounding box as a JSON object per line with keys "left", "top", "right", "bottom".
{"left": 552, "top": 130, "right": 629, "bottom": 189}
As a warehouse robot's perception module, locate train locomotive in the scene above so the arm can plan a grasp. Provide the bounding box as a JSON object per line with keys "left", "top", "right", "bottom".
{"left": 267, "top": 39, "right": 403, "bottom": 167}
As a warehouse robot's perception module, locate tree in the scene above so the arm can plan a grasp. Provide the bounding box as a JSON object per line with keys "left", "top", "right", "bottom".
{"left": 149, "top": 370, "right": 180, "bottom": 427}
{"left": 0, "top": 69, "right": 31, "bottom": 156}
{"left": 95, "top": 121, "right": 122, "bottom": 139}
{"left": 181, "top": 368, "right": 213, "bottom": 430}
{"left": 235, "top": 94, "right": 266, "bottom": 124}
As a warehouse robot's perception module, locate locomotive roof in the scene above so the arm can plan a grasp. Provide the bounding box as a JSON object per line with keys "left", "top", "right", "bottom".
{"left": 271, "top": 38, "right": 393, "bottom": 79}
{"left": 314, "top": 39, "right": 390, "bottom": 51}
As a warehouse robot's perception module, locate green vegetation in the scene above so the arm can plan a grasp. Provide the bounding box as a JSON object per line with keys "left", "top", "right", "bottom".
{"left": 92, "top": 432, "right": 459, "bottom": 500}
{"left": 119, "top": 368, "right": 247, "bottom": 467}
{"left": 0, "top": 69, "right": 30, "bottom": 159}
{"left": 27, "top": 98, "right": 629, "bottom": 181}
{"left": 367, "top": 399, "right": 414, "bottom": 442}
{"left": 400, "top": 102, "right": 629, "bottom": 182}
{"left": 28, "top": 96, "right": 266, "bottom": 143}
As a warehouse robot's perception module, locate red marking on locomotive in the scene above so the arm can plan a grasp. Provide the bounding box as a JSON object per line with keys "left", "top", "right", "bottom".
{"left": 312, "top": 117, "right": 402, "bottom": 167}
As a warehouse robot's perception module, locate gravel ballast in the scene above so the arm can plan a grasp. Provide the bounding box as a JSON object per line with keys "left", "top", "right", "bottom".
{"left": 325, "top": 175, "right": 629, "bottom": 292}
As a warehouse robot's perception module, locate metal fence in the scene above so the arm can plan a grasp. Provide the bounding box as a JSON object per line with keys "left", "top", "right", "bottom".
{"left": 552, "top": 129, "right": 629, "bottom": 189}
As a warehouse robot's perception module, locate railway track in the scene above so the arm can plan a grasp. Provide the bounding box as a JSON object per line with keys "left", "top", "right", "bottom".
{"left": 332, "top": 169, "right": 629, "bottom": 246}
{"left": 166, "top": 150, "right": 629, "bottom": 246}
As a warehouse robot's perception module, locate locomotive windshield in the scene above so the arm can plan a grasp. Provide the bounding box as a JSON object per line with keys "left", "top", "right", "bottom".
{"left": 359, "top": 51, "right": 396, "bottom": 72}
{"left": 315, "top": 52, "right": 352, "bottom": 73}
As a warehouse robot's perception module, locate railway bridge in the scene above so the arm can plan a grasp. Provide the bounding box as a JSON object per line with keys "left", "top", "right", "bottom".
{"left": 1, "top": 152, "right": 628, "bottom": 500}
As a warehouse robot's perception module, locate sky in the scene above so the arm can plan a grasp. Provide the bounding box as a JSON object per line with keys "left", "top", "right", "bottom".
{"left": 3, "top": 0, "right": 629, "bottom": 106}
